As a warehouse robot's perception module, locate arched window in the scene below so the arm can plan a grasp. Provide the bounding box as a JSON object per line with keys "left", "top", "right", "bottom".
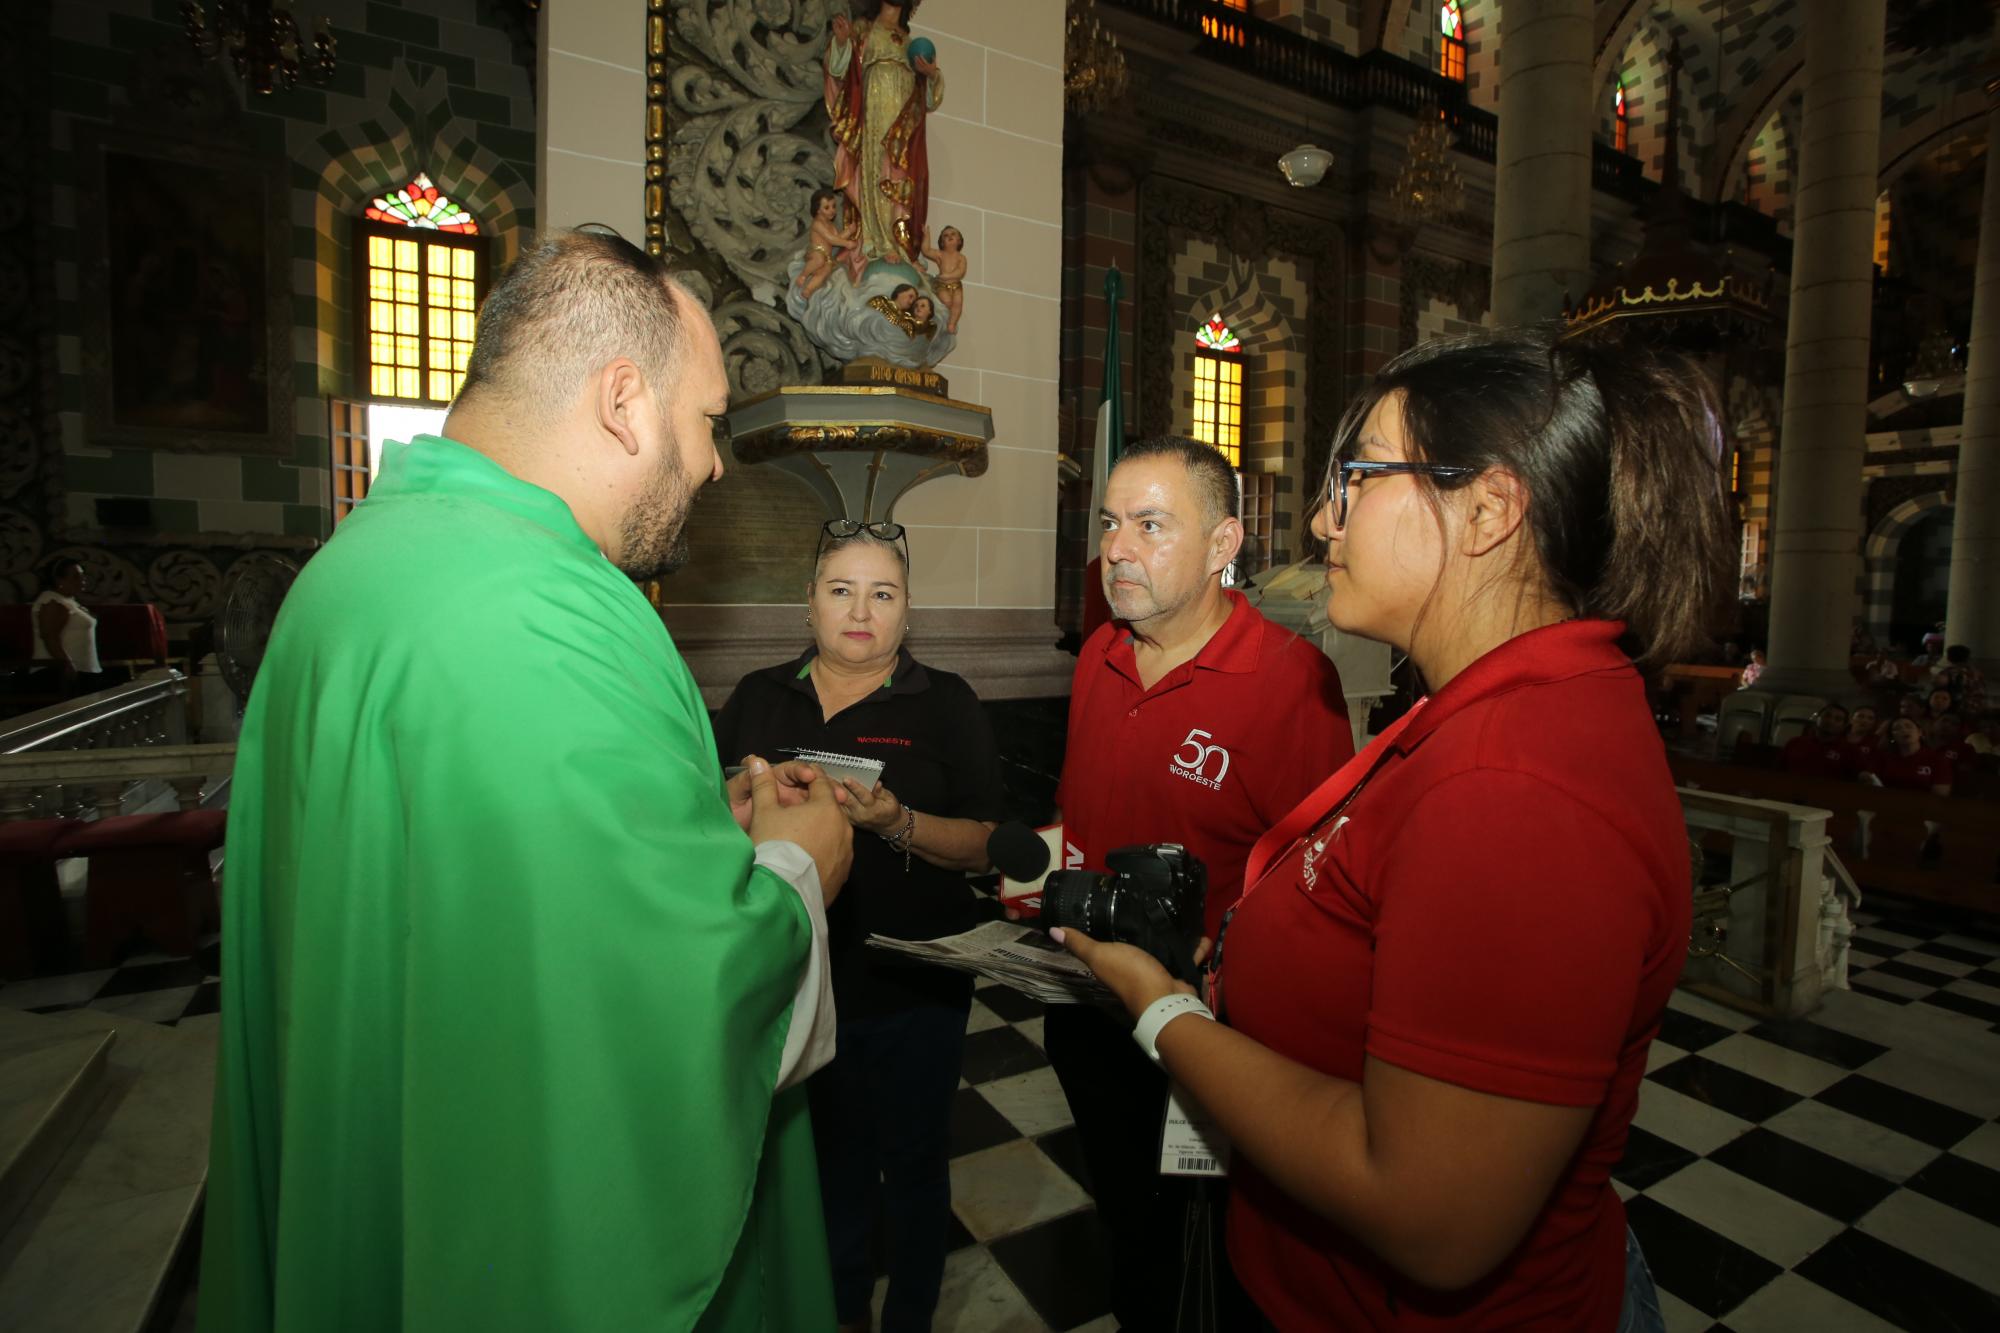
{"left": 1439, "top": 1, "right": 1466, "bottom": 83}
{"left": 1614, "top": 79, "right": 1629, "bottom": 153}
{"left": 354, "top": 173, "right": 486, "bottom": 406}
{"left": 1191, "top": 315, "right": 1243, "bottom": 467}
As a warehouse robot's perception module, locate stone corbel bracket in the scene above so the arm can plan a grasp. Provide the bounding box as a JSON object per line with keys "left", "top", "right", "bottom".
{"left": 727, "top": 385, "right": 994, "bottom": 523}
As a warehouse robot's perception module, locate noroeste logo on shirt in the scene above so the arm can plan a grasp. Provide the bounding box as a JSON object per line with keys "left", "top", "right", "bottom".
{"left": 1169, "top": 728, "right": 1231, "bottom": 791}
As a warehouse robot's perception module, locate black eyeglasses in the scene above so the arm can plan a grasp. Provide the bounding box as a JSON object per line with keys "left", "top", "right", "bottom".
{"left": 1327, "top": 461, "right": 1476, "bottom": 528}
{"left": 816, "top": 518, "right": 909, "bottom": 563}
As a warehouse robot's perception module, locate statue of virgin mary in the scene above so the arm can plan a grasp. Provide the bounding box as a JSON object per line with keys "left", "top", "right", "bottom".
{"left": 824, "top": 1, "right": 944, "bottom": 281}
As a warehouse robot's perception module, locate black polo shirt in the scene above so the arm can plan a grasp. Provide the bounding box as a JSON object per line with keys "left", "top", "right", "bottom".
{"left": 712, "top": 647, "right": 1008, "bottom": 1018}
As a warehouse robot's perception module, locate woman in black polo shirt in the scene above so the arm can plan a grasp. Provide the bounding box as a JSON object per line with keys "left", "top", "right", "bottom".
{"left": 713, "top": 520, "right": 1006, "bottom": 1333}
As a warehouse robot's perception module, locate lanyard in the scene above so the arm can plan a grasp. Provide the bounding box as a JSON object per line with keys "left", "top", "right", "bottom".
{"left": 1208, "top": 699, "right": 1427, "bottom": 1016}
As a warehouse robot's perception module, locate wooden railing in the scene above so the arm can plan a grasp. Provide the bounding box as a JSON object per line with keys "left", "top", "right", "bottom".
{"left": 1671, "top": 756, "right": 2000, "bottom": 915}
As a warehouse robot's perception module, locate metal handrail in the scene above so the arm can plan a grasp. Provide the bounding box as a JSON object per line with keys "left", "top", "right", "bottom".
{"left": 0, "top": 670, "right": 188, "bottom": 755}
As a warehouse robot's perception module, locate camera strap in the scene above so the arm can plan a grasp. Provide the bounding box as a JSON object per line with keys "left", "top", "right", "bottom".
{"left": 1237, "top": 698, "right": 1429, "bottom": 898}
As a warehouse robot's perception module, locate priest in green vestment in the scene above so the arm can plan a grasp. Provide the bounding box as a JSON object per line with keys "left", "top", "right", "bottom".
{"left": 198, "top": 230, "right": 855, "bottom": 1331}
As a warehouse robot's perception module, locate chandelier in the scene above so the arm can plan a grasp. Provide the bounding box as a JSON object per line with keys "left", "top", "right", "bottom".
{"left": 1065, "top": 0, "right": 1129, "bottom": 114}
{"left": 183, "top": 1, "right": 337, "bottom": 96}
{"left": 1387, "top": 112, "right": 1464, "bottom": 228}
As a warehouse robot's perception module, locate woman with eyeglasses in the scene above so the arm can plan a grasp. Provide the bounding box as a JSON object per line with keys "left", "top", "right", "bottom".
{"left": 712, "top": 518, "right": 1007, "bottom": 1333}
{"left": 1055, "top": 328, "right": 1733, "bottom": 1331}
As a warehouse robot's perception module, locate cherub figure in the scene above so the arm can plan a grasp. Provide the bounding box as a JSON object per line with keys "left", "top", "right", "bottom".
{"left": 909, "top": 296, "right": 937, "bottom": 339}
{"left": 920, "top": 225, "right": 966, "bottom": 333}
{"left": 867, "top": 283, "right": 922, "bottom": 333}
{"left": 797, "top": 187, "right": 860, "bottom": 300}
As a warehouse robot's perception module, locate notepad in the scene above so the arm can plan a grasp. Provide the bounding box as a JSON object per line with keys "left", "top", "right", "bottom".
{"left": 782, "top": 747, "right": 886, "bottom": 790}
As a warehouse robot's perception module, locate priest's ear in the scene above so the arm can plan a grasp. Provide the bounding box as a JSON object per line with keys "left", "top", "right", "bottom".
{"left": 593, "top": 356, "right": 651, "bottom": 457}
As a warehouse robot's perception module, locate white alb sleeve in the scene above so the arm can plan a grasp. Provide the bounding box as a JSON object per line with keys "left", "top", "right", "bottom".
{"left": 753, "top": 839, "right": 837, "bottom": 1089}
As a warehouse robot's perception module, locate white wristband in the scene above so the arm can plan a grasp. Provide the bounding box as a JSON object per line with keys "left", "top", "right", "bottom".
{"left": 1132, "top": 993, "right": 1214, "bottom": 1066}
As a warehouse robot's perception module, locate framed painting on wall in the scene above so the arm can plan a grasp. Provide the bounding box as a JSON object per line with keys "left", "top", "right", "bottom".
{"left": 75, "top": 124, "right": 293, "bottom": 454}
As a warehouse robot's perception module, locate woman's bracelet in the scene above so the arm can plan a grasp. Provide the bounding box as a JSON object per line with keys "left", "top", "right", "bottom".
{"left": 1132, "top": 993, "right": 1214, "bottom": 1066}
{"left": 880, "top": 806, "right": 917, "bottom": 870}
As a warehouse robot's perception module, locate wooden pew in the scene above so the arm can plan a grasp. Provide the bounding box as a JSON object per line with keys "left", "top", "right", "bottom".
{"left": 1657, "top": 665, "right": 1743, "bottom": 739}
{"left": 1670, "top": 756, "right": 2000, "bottom": 916}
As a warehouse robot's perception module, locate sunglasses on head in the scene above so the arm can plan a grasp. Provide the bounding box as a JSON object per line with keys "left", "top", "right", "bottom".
{"left": 816, "top": 518, "right": 910, "bottom": 563}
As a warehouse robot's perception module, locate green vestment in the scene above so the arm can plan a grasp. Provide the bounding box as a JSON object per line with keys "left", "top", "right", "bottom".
{"left": 197, "top": 435, "right": 835, "bottom": 1331}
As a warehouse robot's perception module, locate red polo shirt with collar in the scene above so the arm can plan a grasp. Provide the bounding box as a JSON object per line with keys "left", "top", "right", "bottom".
{"left": 1218, "top": 620, "right": 1690, "bottom": 1331}
{"left": 1058, "top": 591, "right": 1352, "bottom": 937}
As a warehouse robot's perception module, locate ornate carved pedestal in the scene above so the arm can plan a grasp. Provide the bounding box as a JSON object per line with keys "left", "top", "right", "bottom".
{"left": 726, "top": 385, "right": 995, "bottom": 523}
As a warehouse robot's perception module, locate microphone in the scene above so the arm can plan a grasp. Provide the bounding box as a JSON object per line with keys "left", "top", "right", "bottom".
{"left": 987, "top": 821, "right": 1052, "bottom": 882}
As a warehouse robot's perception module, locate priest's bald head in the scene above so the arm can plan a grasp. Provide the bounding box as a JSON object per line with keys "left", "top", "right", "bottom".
{"left": 445, "top": 226, "right": 729, "bottom": 581}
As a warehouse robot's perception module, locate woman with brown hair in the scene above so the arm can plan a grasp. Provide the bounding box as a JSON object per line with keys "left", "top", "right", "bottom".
{"left": 1058, "top": 327, "right": 1733, "bottom": 1330}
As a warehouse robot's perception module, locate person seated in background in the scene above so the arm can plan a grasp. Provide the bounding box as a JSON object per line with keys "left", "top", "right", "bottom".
{"left": 1931, "top": 644, "right": 1985, "bottom": 715}
{"left": 1738, "top": 647, "right": 1766, "bottom": 688}
{"left": 1895, "top": 692, "right": 1930, "bottom": 729}
{"left": 1843, "top": 704, "right": 1884, "bottom": 777}
{"left": 1865, "top": 650, "right": 1904, "bottom": 687}
{"left": 1861, "top": 717, "right": 1953, "bottom": 796}
{"left": 1930, "top": 712, "right": 1976, "bottom": 774}
{"left": 1921, "top": 623, "right": 1947, "bottom": 662}
{"left": 1924, "top": 686, "right": 1961, "bottom": 727}
{"left": 1782, "top": 704, "right": 1850, "bottom": 779}
{"left": 32, "top": 558, "right": 103, "bottom": 697}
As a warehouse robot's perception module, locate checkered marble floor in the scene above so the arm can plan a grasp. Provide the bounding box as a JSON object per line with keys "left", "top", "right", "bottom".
{"left": 7, "top": 900, "right": 2000, "bottom": 1331}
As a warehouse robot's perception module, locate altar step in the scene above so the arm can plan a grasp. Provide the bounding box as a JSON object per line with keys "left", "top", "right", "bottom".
{"left": 0, "top": 1008, "right": 215, "bottom": 1332}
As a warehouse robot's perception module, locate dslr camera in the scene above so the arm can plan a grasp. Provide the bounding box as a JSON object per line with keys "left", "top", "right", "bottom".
{"left": 1041, "top": 843, "right": 1207, "bottom": 984}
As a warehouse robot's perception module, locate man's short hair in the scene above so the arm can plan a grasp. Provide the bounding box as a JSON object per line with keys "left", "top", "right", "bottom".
{"left": 457, "top": 228, "right": 690, "bottom": 413}
{"left": 1111, "top": 436, "right": 1238, "bottom": 530}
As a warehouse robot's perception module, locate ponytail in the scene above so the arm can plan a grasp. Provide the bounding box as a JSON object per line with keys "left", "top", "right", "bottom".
{"left": 1327, "top": 326, "right": 1734, "bottom": 668}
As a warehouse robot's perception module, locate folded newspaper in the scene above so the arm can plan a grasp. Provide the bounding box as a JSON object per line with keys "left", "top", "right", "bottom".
{"left": 866, "top": 921, "right": 1112, "bottom": 1005}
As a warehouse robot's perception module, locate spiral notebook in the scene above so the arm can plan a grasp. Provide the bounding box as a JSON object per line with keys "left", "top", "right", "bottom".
{"left": 781, "top": 747, "right": 885, "bottom": 790}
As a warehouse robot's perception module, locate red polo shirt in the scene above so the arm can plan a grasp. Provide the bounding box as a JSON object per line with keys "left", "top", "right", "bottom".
{"left": 1783, "top": 734, "right": 1850, "bottom": 780}
{"left": 1219, "top": 620, "right": 1690, "bottom": 1331}
{"left": 1058, "top": 592, "right": 1352, "bottom": 937}
{"left": 1877, "top": 747, "right": 1953, "bottom": 792}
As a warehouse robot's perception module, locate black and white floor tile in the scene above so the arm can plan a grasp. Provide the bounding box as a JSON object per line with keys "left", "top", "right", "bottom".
{"left": 5, "top": 899, "right": 1999, "bottom": 1331}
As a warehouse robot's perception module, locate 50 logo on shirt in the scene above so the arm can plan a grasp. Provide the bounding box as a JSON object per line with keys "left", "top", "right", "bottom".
{"left": 1170, "top": 728, "right": 1232, "bottom": 791}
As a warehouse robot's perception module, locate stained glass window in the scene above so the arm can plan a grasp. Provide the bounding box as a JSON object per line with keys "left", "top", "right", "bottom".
{"left": 1191, "top": 354, "right": 1242, "bottom": 467}
{"left": 1614, "top": 79, "right": 1629, "bottom": 153}
{"left": 355, "top": 179, "right": 485, "bottom": 405}
{"left": 364, "top": 173, "right": 481, "bottom": 234}
{"left": 1440, "top": 1, "right": 1466, "bottom": 82}
{"left": 1195, "top": 314, "right": 1242, "bottom": 352}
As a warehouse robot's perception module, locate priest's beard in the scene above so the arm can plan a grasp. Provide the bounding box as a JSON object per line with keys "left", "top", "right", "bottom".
{"left": 616, "top": 445, "right": 701, "bottom": 581}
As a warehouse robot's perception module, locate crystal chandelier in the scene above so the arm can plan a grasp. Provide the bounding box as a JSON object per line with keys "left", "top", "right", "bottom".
{"left": 183, "top": 0, "right": 337, "bottom": 96}
{"left": 1065, "top": 0, "right": 1129, "bottom": 114}
{"left": 1387, "top": 112, "right": 1464, "bottom": 228}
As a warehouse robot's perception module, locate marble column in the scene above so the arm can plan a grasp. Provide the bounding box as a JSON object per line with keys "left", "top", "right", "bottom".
{"left": 1946, "top": 83, "right": 2000, "bottom": 667}
{"left": 1760, "top": 0, "right": 1887, "bottom": 697}
{"left": 1490, "top": 0, "right": 1594, "bottom": 326}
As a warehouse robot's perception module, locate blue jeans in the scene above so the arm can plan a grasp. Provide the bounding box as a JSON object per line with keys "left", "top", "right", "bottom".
{"left": 808, "top": 1000, "right": 969, "bottom": 1333}
{"left": 1617, "top": 1225, "right": 1667, "bottom": 1333}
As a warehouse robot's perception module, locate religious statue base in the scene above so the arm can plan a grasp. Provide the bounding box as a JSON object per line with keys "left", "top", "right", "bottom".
{"left": 841, "top": 357, "right": 948, "bottom": 397}
{"left": 786, "top": 258, "right": 956, "bottom": 371}
{"left": 726, "top": 383, "right": 992, "bottom": 523}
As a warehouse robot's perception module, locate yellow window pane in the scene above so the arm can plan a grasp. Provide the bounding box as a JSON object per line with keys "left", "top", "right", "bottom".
{"left": 394, "top": 238, "right": 419, "bottom": 271}
{"left": 397, "top": 368, "right": 419, "bottom": 399}
{"left": 371, "top": 366, "right": 396, "bottom": 396}
{"left": 371, "top": 332, "right": 395, "bottom": 365}
{"left": 454, "top": 343, "right": 472, "bottom": 370}
{"left": 429, "top": 308, "right": 453, "bottom": 341}
{"left": 368, "top": 235, "right": 392, "bottom": 266}
{"left": 429, "top": 274, "right": 452, "bottom": 307}
{"left": 453, "top": 248, "right": 476, "bottom": 278}
{"left": 396, "top": 272, "right": 418, "bottom": 303}
{"left": 429, "top": 371, "right": 453, "bottom": 402}
{"left": 452, "top": 278, "right": 474, "bottom": 310}
{"left": 369, "top": 301, "right": 392, "bottom": 332}
{"left": 454, "top": 311, "right": 475, "bottom": 341}
{"left": 369, "top": 268, "right": 393, "bottom": 300}
{"left": 397, "top": 335, "right": 419, "bottom": 367}
{"left": 395, "top": 305, "right": 418, "bottom": 335}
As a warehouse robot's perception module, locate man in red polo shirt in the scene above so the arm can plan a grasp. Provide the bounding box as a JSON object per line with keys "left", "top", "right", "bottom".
{"left": 1050, "top": 436, "right": 1351, "bottom": 1329}
{"left": 1781, "top": 703, "right": 1849, "bottom": 779}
